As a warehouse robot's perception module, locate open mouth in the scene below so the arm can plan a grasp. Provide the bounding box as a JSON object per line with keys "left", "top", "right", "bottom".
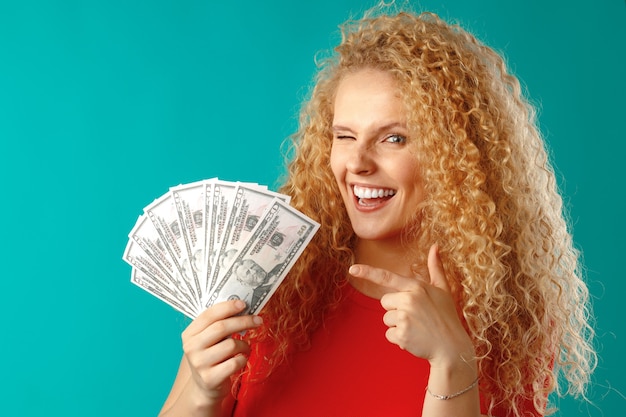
{"left": 353, "top": 185, "right": 396, "bottom": 207}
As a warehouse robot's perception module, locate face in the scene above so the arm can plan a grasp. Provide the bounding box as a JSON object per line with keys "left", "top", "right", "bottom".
{"left": 330, "top": 69, "right": 425, "bottom": 243}
{"left": 235, "top": 259, "right": 267, "bottom": 287}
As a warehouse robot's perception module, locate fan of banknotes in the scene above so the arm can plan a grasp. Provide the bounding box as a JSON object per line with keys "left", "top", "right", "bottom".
{"left": 123, "top": 178, "right": 320, "bottom": 319}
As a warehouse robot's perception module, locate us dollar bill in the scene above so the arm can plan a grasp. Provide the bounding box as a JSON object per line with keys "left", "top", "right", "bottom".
{"left": 144, "top": 192, "right": 199, "bottom": 305}
{"left": 123, "top": 239, "right": 198, "bottom": 317}
{"left": 125, "top": 178, "right": 318, "bottom": 318}
{"left": 203, "top": 180, "right": 216, "bottom": 296}
{"left": 204, "top": 180, "right": 239, "bottom": 296}
{"left": 130, "top": 268, "right": 196, "bottom": 319}
{"left": 207, "top": 184, "right": 291, "bottom": 298}
{"left": 171, "top": 180, "right": 207, "bottom": 301}
{"left": 206, "top": 198, "right": 319, "bottom": 315}
{"left": 127, "top": 214, "right": 196, "bottom": 308}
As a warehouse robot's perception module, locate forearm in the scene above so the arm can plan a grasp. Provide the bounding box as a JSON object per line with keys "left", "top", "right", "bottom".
{"left": 159, "top": 378, "right": 225, "bottom": 417}
{"left": 422, "top": 359, "right": 481, "bottom": 417}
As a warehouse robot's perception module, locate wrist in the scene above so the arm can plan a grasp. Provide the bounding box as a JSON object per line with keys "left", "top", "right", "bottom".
{"left": 427, "top": 376, "right": 479, "bottom": 400}
{"left": 427, "top": 346, "right": 478, "bottom": 397}
{"left": 188, "top": 379, "right": 227, "bottom": 415}
{"left": 423, "top": 343, "right": 481, "bottom": 415}
{"left": 428, "top": 339, "right": 476, "bottom": 371}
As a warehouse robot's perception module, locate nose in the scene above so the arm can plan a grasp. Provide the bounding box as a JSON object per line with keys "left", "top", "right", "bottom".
{"left": 345, "top": 142, "right": 375, "bottom": 175}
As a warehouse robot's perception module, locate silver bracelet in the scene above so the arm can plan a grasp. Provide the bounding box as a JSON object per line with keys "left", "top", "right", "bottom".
{"left": 426, "top": 377, "right": 479, "bottom": 400}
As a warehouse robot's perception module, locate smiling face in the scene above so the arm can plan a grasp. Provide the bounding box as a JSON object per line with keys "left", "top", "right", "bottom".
{"left": 330, "top": 68, "right": 425, "bottom": 244}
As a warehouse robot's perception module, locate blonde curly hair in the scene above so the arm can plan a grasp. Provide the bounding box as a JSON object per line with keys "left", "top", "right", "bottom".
{"left": 245, "top": 10, "right": 595, "bottom": 417}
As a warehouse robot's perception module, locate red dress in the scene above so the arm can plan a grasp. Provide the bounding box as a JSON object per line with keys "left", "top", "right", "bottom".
{"left": 225, "top": 284, "right": 536, "bottom": 416}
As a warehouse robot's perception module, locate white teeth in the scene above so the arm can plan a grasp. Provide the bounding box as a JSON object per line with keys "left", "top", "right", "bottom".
{"left": 353, "top": 185, "right": 396, "bottom": 199}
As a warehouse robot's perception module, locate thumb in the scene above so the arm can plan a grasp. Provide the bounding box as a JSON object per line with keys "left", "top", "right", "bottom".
{"left": 427, "top": 244, "right": 451, "bottom": 292}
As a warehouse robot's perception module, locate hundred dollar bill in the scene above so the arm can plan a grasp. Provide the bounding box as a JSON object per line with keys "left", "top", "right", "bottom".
{"left": 144, "top": 192, "right": 199, "bottom": 306}
{"left": 171, "top": 180, "right": 208, "bottom": 301}
{"left": 123, "top": 239, "right": 198, "bottom": 317}
{"left": 127, "top": 214, "right": 196, "bottom": 308}
{"left": 207, "top": 184, "right": 290, "bottom": 298}
{"left": 131, "top": 268, "right": 196, "bottom": 319}
{"left": 206, "top": 198, "right": 319, "bottom": 315}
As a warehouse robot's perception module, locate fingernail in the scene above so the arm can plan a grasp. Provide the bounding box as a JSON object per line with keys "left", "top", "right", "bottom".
{"left": 253, "top": 316, "right": 263, "bottom": 325}
{"left": 234, "top": 299, "right": 246, "bottom": 310}
{"left": 349, "top": 265, "right": 359, "bottom": 275}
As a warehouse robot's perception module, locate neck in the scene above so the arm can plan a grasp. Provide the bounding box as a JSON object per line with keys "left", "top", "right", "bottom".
{"left": 350, "top": 237, "right": 417, "bottom": 299}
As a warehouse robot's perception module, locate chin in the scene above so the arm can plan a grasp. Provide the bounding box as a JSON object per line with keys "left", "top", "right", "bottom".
{"left": 351, "top": 227, "right": 402, "bottom": 242}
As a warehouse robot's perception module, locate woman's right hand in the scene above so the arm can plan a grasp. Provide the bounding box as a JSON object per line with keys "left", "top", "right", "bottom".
{"left": 179, "top": 299, "right": 263, "bottom": 409}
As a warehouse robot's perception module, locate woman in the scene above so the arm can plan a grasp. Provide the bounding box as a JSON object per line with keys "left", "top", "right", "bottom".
{"left": 159, "top": 9, "right": 595, "bottom": 417}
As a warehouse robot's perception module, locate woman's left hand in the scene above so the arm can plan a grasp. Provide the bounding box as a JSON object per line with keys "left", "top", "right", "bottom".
{"left": 349, "top": 244, "right": 474, "bottom": 367}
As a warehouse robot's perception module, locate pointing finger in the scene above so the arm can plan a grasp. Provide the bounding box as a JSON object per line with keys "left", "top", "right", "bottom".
{"left": 349, "top": 264, "right": 420, "bottom": 292}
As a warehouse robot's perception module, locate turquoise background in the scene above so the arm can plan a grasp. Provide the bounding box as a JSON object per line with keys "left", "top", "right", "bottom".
{"left": 1, "top": 0, "right": 624, "bottom": 415}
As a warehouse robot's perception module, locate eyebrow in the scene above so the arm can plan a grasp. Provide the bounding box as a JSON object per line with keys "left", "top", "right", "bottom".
{"left": 331, "top": 122, "right": 408, "bottom": 135}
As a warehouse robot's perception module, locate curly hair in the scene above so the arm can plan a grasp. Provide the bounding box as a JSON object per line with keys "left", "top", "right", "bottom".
{"left": 244, "top": 9, "right": 595, "bottom": 417}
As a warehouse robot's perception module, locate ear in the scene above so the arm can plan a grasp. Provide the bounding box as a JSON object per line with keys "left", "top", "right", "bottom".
{"left": 427, "top": 244, "right": 451, "bottom": 293}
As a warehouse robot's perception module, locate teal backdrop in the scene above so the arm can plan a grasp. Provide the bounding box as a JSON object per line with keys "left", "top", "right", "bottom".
{"left": 1, "top": 0, "right": 624, "bottom": 415}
